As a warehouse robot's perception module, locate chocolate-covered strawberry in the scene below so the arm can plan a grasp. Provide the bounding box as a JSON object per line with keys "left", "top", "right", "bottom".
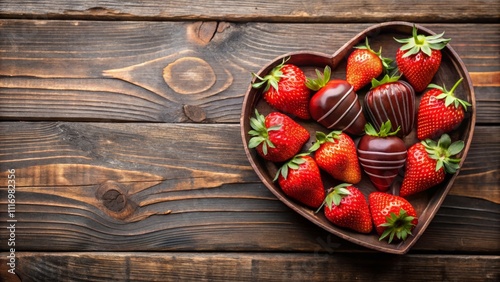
{"left": 364, "top": 74, "right": 416, "bottom": 137}
{"left": 357, "top": 121, "right": 407, "bottom": 192}
{"left": 307, "top": 66, "right": 366, "bottom": 136}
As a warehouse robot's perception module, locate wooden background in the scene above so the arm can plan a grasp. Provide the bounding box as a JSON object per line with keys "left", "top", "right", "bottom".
{"left": 0, "top": 1, "right": 499, "bottom": 281}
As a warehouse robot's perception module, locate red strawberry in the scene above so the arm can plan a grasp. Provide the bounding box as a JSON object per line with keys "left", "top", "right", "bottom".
{"left": 357, "top": 121, "right": 407, "bottom": 192}
{"left": 417, "top": 78, "right": 471, "bottom": 140}
{"left": 307, "top": 66, "right": 366, "bottom": 136}
{"left": 252, "top": 58, "right": 311, "bottom": 119}
{"left": 369, "top": 192, "right": 418, "bottom": 243}
{"left": 400, "top": 133, "right": 464, "bottom": 197}
{"left": 248, "top": 110, "right": 309, "bottom": 162}
{"left": 309, "top": 131, "right": 361, "bottom": 184}
{"left": 317, "top": 183, "right": 372, "bottom": 234}
{"left": 395, "top": 25, "right": 450, "bottom": 92}
{"left": 275, "top": 153, "right": 325, "bottom": 209}
{"left": 346, "top": 38, "right": 393, "bottom": 91}
{"left": 364, "top": 74, "right": 416, "bottom": 137}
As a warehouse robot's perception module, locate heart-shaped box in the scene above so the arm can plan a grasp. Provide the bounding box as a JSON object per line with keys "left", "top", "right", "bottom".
{"left": 240, "top": 21, "right": 475, "bottom": 254}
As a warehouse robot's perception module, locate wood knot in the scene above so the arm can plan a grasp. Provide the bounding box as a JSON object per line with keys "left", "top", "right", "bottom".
{"left": 96, "top": 181, "right": 136, "bottom": 219}
{"left": 102, "top": 189, "right": 126, "bottom": 212}
{"left": 188, "top": 21, "right": 218, "bottom": 45}
{"left": 163, "top": 57, "right": 216, "bottom": 95}
{"left": 183, "top": 104, "right": 206, "bottom": 122}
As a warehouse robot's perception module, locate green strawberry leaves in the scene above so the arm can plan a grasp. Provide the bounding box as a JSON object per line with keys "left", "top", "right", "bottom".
{"left": 364, "top": 120, "right": 401, "bottom": 137}
{"left": 378, "top": 208, "right": 416, "bottom": 243}
{"left": 428, "top": 77, "right": 472, "bottom": 110}
{"left": 394, "top": 25, "right": 450, "bottom": 57}
{"left": 370, "top": 73, "right": 401, "bottom": 89}
{"left": 308, "top": 130, "right": 342, "bottom": 153}
{"left": 305, "top": 65, "right": 332, "bottom": 91}
{"left": 354, "top": 37, "right": 394, "bottom": 72}
{"left": 251, "top": 57, "right": 290, "bottom": 92}
{"left": 422, "top": 133, "right": 464, "bottom": 174}
{"left": 274, "top": 153, "right": 309, "bottom": 181}
{"left": 248, "top": 109, "right": 281, "bottom": 155}
{"left": 315, "top": 183, "right": 351, "bottom": 213}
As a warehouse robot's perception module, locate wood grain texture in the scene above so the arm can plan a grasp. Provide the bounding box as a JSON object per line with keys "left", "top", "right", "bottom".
{"left": 0, "top": 252, "right": 498, "bottom": 282}
{"left": 0, "top": 122, "right": 498, "bottom": 253}
{"left": 0, "top": 2, "right": 498, "bottom": 280}
{"left": 0, "top": 21, "right": 499, "bottom": 123}
{"left": 0, "top": 0, "right": 499, "bottom": 22}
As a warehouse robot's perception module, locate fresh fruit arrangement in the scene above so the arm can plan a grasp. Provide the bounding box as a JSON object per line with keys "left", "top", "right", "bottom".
{"left": 241, "top": 22, "right": 474, "bottom": 254}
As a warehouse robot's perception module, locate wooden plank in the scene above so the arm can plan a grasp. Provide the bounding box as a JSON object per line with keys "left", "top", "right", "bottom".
{"left": 0, "top": 122, "right": 498, "bottom": 252}
{"left": 0, "top": 0, "right": 498, "bottom": 22}
{"left": 0, "top": 252, "right": 498, "bottom": 282}
{"left": 1, "top": 21, "right": 498, "bottom": 123}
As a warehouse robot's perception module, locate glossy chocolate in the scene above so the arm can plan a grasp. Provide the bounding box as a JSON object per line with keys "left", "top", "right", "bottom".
{"left": 365, "top": 80, "right": 415, "bottom": 137}
{"left": 309, "top": 79, "right": 366, "bottom": 136}
{"left": 357, "top": 135, "right": 407, "bottom": 191}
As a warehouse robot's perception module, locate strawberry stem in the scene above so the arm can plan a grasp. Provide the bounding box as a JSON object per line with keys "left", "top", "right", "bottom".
{"left": 370, "top": 73, "right": 401, "bottom": 89}
{"left": 378, "top": 208, "right": 415, "bottom": 243}
{"left": 422, "top": 133, "right": 464, "bottom": 174}
{"left": 248, "top": 109, "right": 281, "bottom": 156}
{"left": 355, "top": 38, "right": 394, "bottom": 72}
{"left": 428, "top": 78, "right": 471, "bottom": 110}
{"left": 251, "top": 57, "right": 290, "bottom": 92}
{"left": 274, "top": 153, "right": 309, "bottom": 182}
{"left": 394, "top": 25, "right": 450, "bottom": 57}
{"left": 448, "top": 77, "right": 463, "bottom": 94}
{"left": 315, "top": 183, "right": 351, "bottom": 213}
{"left": 305, "top": 66, "right": 332, "bottom": 91}
{"left": 308, "top": 130, "right": 342, "bottom": 153}
{"left": 365, "top": 120, "right": 400, "bottom": 137}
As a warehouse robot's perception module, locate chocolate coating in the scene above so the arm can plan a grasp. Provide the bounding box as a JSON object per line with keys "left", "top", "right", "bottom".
{"left": 365, "top": 80, "right": 415, "bottom": 137}
{"left": 309, "top": 79, "right": 366, "bottom": 135}
{"left": 357, "top": 135, "right": 407, "bottom": 191}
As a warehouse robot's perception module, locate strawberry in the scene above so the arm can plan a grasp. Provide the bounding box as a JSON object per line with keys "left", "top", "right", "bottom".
{"left": 248, "top": 109, "right": 309, "bottom": 162}
{"left": 309, "top": 131, "right": 361, "bottom": 184}
{"left": 252, "top": 58, "right": 311, "bottom": 119}
{"left": 307, "top": 66, "right": 366, "bottom": 136}
{"left": 395, "top": 25, "right": 450, "bottom": 92}
{"left": 400, "top": 133, "right": 464, "bottom": 197}
{"left": 357, "top": 121, "right": 407, "bottom": 192}
{"left": 274, "top": 153, "right": 325, "bottom": 209}
{"left": 346, "top": 38, "right": 393, "bottom": 91}
{"left": 317, "top": 183, "right": 372, "bottom": 233}
{"left": 369, "top": 192, "right": 418, "bottom": 243}
{"left": 417, "top": 78, "right": 471, "bottom": 140}
{"left": 364, "top": 74, "right": 416, "bottom": 137}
